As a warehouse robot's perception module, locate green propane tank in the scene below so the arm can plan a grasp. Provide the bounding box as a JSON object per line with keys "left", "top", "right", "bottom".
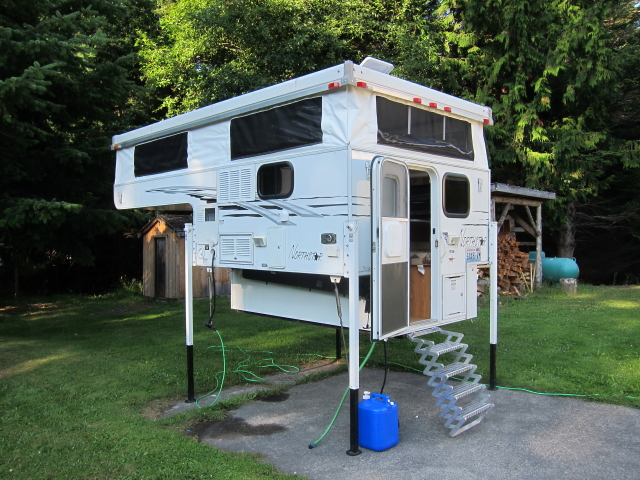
{"left": 529, "top": 252, "right": 579, "bottom": 282}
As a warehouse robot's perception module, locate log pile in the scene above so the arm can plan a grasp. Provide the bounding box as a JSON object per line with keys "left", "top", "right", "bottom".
{"left": 476, "top": 233, "right": 532, "bottom": 296}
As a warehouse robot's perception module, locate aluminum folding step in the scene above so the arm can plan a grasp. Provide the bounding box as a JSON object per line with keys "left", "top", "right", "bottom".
{"left": 430, "top": 341, "right": 467, "bottom": 356}
{"left": 438, "top": 362, "right": 474, "bottom": 379}
{"left": 409, "top": 329, "right": 493, "bottom": 437}
{"left": 436, "top": 382, "right": 485, "bottom": 408}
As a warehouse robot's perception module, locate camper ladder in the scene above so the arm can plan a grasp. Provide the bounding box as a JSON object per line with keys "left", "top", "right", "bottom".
{"left": 409, "top": 328, "right": 494, "bottom": 437}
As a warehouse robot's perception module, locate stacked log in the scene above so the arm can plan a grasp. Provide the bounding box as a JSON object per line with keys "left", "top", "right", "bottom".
{"left": 476, "top": 233, "right": 532, "bottom": 296}
{"left": 497, "top": 233, "right": 531, "bottom": 295}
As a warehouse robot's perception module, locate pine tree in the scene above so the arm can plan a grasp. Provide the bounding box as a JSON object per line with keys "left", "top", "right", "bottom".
{"left": 0, "top": 0, "right": 153, "bottom": 293}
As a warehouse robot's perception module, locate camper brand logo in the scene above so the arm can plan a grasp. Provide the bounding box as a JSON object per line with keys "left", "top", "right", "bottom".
{"left": 459, "top": 228, "right": 487, "bottom": 248}
{"left": 289, "top": 245, "right": 323, "bottom": 262}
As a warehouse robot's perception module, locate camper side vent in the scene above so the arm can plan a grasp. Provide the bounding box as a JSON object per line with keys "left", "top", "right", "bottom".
{"left": 219, "top": 234, "right": 253, "bottom": 264}
{"left": 218, "top": 166, "right": 254, "bottom": 203}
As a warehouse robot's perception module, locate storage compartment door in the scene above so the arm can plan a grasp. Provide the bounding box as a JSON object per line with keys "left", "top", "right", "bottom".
{"left": 443, "top": 274, "right": 466, "bottom": 319}
{"left": 371, "top": 157, "right": 410, "bottom": 340}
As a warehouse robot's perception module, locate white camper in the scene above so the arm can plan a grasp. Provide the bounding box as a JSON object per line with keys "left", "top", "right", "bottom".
{"left": 113, "top": 58, "right": 493, "bottom": 339}
{"left": 113, "top": 58, "right": 498, "bottom": 446}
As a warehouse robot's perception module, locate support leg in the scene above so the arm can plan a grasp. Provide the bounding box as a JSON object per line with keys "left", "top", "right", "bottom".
{"left": 185, "top": 223, "right": 195, "bottom": 403}
{"left": 346, "top": 388, "right": 361, "bottom": 456}
{"left": 346, "top": 221, "right": 361, "bottom": 456}
{"left": 186, "top": 345, "right": 195, "bottom": 402}
{"left": 489, "top": 220, "right": 498, "bottom": 391}
{"left": 335, "top": 328, "right": 342, "bottom": 360}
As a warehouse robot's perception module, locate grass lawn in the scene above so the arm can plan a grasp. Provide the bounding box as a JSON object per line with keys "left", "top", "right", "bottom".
{"left": 1, "top": 284, "right": 638, "bottom": 478}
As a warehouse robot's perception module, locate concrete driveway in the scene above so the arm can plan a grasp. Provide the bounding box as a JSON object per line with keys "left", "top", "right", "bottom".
{"left": 189, "top": 368, "right": 640, "bottom": 479}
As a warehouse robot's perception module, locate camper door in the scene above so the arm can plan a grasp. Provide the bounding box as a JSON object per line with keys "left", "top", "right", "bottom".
{"left": 371, "top": 157, "right": 410, "bottom": 340}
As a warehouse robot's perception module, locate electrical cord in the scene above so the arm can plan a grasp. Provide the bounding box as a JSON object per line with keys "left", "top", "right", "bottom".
{"left": 204, "top": 249, "right": 217, "bottom": 330}
{"left": 380, "top": 339, "right": 388, "bottom": 395}
{"left": 333, "top": 282, "right": 348, "bottom": 367}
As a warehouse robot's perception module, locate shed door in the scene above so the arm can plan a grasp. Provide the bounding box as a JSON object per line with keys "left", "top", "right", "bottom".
{"left": 155, "top": 237, "right": 166, "bottom": 298}
{"left": 371, "top": 157, "right": 410, "bottom": 340}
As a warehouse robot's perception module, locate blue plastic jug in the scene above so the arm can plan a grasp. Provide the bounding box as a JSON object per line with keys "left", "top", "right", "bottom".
{"left": 358, "top": 392, "right": 399, "bottom": 451}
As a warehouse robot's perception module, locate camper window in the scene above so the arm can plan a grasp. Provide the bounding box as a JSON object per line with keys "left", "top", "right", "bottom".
{"left": 134, "top": 132, "right": 188, "bottom": 177}
{"left": 230, "top": 97, "right": 322, "bottom": 160}
{"left": 376, "top": 97, "right": 474, "bottom": 161}
{"left": 443, "top": 174, "right": 470, "bottom": 217}
{"left": 258, "top": 162, "right": 294, "bottom": 199}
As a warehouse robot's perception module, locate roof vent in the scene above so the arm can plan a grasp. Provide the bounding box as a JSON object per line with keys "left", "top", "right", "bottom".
{"left": 359, "top": 57, "right": 394, "bottom": 74}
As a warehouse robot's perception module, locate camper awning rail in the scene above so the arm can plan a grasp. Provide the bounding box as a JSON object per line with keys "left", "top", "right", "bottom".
{"left": 112, "top": 61, "right": 493, "bottom": 151}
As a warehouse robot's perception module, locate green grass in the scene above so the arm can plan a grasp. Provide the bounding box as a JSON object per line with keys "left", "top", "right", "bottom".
{"left": 1, "top": 284, "right": 639, "bottom": 478}
{"left": 377, "top": 284, "right": 640, "bottom": 408}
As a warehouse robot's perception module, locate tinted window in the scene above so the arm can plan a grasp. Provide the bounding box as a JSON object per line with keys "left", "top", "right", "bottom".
{"left": 134, "top": 133, "right": 188, "bottom": 177}
{"left": 376, "top": 97, "right": 474, "bottom": 161}
{"left": 258, "top": 162, "right": 294, "bottom": 199}
{"left": 443, "top": 174, "right": 470, "bottom": 217}
{"left": 231, "top": 98, "right": 322, "bottom": 159}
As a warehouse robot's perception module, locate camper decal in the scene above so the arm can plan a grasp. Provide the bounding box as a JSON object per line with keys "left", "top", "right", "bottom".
{"left": 146, "top": 186, "right": 217, "bottom": 201}
{"left": 459, "top": 228, "right": 487, "bottom": 247}
{"left": 289, "top": 245, "right": 323, "bottom": 261}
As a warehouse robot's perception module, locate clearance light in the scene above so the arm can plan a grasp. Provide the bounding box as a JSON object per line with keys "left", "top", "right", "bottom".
{"left": 356, "top": 81, "right": 367, "bottom": 88}
{"left": 428, "top": 102, "right": 437, "bottom": 108}
{"left": 444, "top": 107, "right": 452, "bottom": 112}
{"left": 483, "top": 119, "right": 490, "bottom": 124}
{"left": 328, "top": 82, "right": 341, "bottom": 89}
{"left": 413, "top": 98, "right": 422, "bottom": 104}
{"left": 113, "top": 144, "right": 121, "bottom": 150}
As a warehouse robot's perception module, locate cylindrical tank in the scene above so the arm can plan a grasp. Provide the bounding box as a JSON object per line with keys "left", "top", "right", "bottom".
{"left": 529, "top": 252, "right": 579, "bottom": 282}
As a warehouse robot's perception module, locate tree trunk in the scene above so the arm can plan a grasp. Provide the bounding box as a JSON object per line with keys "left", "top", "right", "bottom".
{"left": 556, "top": 202, "right": 576, "bottom": 258}
{"left": 14, "top": 265, "right": 19, "bottom": 299}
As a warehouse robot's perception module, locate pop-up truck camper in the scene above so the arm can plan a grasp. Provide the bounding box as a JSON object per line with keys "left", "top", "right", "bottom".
{"left": 113, "top": 57, "right": 500, "bottom": 452}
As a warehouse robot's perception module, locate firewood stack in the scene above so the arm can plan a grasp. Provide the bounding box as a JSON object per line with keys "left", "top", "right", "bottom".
{"left": 476, "top": 233, "right": 532, "bottom": 297}
{"left": 497, "top": 233, "right": 531, "bottom": 295}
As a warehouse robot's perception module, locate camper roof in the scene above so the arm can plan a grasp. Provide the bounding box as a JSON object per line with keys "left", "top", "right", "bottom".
{"left": 112, "top": 59, "right": 493, "bottom": 150}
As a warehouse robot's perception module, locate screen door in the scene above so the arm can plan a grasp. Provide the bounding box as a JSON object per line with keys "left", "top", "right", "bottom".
{"left": 371, "top": 157, "right": 409, "bottom": 340}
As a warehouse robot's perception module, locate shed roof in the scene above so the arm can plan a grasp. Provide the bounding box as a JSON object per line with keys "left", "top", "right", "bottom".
{"left": 139, "top": 214, "right": 192, "bottom": 237}
{"left": 491, "top": 183, "right": 556, "bottom": 202}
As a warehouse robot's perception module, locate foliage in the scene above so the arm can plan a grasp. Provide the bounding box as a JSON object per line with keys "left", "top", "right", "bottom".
{"left": 0, "top": 0, "right": 155, "bottom": 289}
{"left": 139, "top": 0, "right": 447, "bottom": 115}
{"left": 433, "top": 0, "right": 640, "bottom": 254}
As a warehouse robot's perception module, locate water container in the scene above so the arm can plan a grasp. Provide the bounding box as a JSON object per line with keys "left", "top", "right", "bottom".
{"left": 358, "top": 393, "right": 399, "bottom": 451}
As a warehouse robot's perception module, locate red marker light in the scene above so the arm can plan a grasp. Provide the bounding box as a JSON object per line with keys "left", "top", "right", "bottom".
{"left": 428, "top": 102, "right": 437, "bottom": 108}
{"left": 413, "top": 98, "right": 422, "bottom": 104}
{"left": 356, "top": 81, "right": 367, "bottom": 88}
{"left": 328, "top": 82, "right": 341, "bottom": 89}
{"left": 483, "top": 119, "right": 490, "bottom": 124}
{"left": 444, "top": 107, "right": 452, "bottom": 112}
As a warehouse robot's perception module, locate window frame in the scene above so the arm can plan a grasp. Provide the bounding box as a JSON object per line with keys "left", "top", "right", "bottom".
{"left": 442, "top": 173, "right": 470, "bottom": 218}
{"left": 257, "top": 161, "right": 294, "bottom": 200}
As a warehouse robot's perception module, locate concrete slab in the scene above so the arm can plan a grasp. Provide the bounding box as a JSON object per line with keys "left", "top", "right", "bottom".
{"left": 192, "top": 368, "right": 640, "bottom": 480}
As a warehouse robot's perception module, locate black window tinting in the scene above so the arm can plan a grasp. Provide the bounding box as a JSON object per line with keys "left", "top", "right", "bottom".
{"left": 376, "top": 97, "right": 474, "bottom": 161}
{"left": 231, "top": 98, "right": 322, "bottom": 160}
{"left": 134, "top": 133, "right": 188, "bottom": 177}
{"left": 257, "top": 162, "right": 294, "bottom": 199}
{"left": 443, "top": 174, "right": 470, "bottom": 217}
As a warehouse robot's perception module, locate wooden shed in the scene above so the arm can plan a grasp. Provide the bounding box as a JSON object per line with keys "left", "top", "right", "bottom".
{"left": 140, "top": 215, "right": 230, "bottom": 299}
{"left": 491, "top": 183, "right": 556, "bottom": 291}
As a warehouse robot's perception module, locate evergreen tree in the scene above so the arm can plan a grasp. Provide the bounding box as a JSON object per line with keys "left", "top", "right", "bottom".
{"left": 0, "top": 0, "right": 153, "bottom": 293}
{"left": 435, "top": 0, "right": 640, "bottom": 257}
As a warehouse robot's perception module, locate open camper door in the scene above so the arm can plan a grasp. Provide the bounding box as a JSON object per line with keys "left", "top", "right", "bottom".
{"left": 371, "top": 157, "right": 410, "bottom": 340}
